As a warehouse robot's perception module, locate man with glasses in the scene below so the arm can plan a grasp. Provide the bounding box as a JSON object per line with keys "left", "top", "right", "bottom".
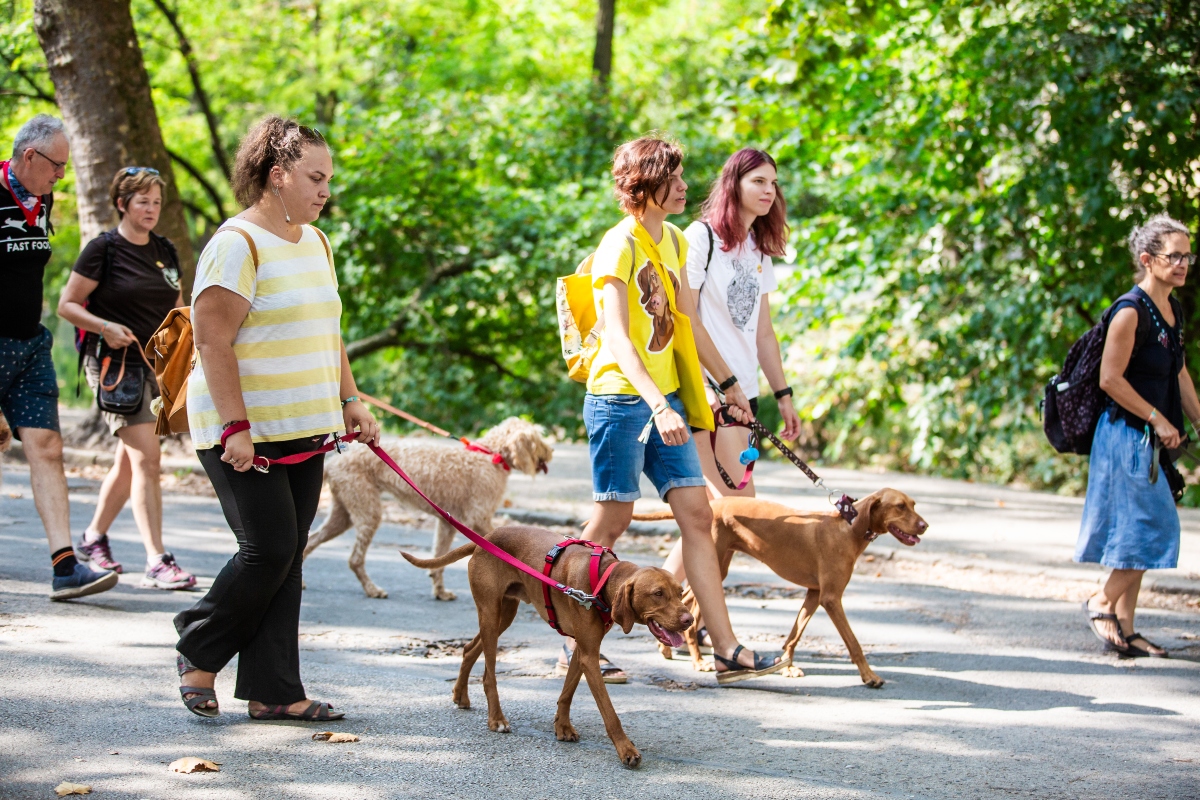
{"left": 0, "top": 113, "right": 117, "bottom": 600}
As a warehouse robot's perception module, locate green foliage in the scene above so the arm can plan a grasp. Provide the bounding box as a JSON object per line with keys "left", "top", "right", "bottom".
{"left": 730, "top": 0, "right": 1200, "bottom": 488}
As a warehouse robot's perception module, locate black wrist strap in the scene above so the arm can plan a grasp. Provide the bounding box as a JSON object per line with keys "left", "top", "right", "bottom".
{"left": 718, "top": 375, "right": 738, "bottom": 392}
{"left": 774, "top": 386, "right": 793, "bottom": 400}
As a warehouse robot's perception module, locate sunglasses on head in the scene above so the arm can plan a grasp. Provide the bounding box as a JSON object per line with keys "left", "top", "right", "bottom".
{"left": 124, "top": 166, "right": 160, "bottom": 176}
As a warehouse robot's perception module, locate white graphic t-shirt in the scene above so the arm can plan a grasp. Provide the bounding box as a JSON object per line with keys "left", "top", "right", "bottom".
{"left": 684, "top": 221, "right": 777, "bottom": 399}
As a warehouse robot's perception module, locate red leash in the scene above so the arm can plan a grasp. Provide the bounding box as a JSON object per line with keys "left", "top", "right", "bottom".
{"left": 242, "top": 431, "right": 607, "bottom": 614}
{"left": 357, "top": 391, "right": 522, "bottom": 471}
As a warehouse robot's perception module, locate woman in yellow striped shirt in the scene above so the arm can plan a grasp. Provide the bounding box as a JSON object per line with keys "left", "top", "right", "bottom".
{"left": 173, "top": 117, "right": 380, "bottom": 721}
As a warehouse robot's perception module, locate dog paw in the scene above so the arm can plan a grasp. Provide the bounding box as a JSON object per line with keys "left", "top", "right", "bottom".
{"left": 862, "top": 674, "right": 885, "bottom": 689}
{"left": 657, "top": 643, "right": 673, "bottom": 660}
{"left": 452, "top": 690, "right": 471, "bottom": 709}
{"left": 615, "top": 741, "right": 642, "bottom": 769}
{"left": 554, "top": 720, "right": 579, "bottom": 742}
{"left": 364, "top": 585, "right": 388, "bottom": 599}
{"left": 488, "top": 717, "right": 511, "bottom": 733}
{"left": 782, "top": 664, "right": 805, "bottom": 679}
{"left": 434, "top": 589, "right": 457, "bottom": 601}
{"left": 692, "top": 659, "right": 714, "bottom": 673}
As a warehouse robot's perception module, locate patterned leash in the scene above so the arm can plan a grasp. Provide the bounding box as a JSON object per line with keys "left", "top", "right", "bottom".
{"left": 712, "top": 407, "right": 858, "bottom": 525}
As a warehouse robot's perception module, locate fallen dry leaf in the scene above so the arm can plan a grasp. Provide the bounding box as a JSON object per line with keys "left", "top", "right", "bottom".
{"left": 168, "top": 757, "right": 221, "bottom": 773}
{"left": 312, "top": 731, "right": 359, "bottom": 743}
{"left": 7, "top": 491, "right": 22, "bottom": 499}
{"left": 54, "top": 783, "right": 91, "bottom": 797}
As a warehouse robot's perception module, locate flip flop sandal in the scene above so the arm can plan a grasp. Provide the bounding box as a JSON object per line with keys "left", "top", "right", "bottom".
{"left": 177, "top": 653, "right": 219, "bottom": 717}
{"left": 249, "top": 700, "right": 345, "bottom": 721}
{"left": 1082, "top": 599, "right": 1127, "bottom": 652}
{"left": 674, "top": 626, "right": 714, "bottom": 657}
{"left": 1122, "top": 632, "right": 1169, "bottom": 659}
{"left": 713, "top": 645, "right": 790, "bottom": 686}
{"left": 552, "top": 644, "right": 628, "bottom": 684}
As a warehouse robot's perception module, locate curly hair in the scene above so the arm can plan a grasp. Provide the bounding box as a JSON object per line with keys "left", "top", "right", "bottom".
{"left": 611, "top": 135, "right": 683, "bottom": 216}
{"left": 109, "top": 167, "right": 166, "bottom": 218}
{"left": 231, "top": 115, "right": 327, "bottom": 209}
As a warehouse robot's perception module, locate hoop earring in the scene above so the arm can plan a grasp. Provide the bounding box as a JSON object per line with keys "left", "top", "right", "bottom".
{"left": 272, "top": 185, "right": 292, "bottom": 224}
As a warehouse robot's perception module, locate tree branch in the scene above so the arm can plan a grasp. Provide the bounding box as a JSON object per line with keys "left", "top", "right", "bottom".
{"left": 166, "top": 146, "right": 227, "bottom": 222}
{"left": 150, "top": 0, "right": 231, "bottom": 180}
{"left": 0, "top": 47, "right": 56, "bottom": 105}
{"left": 396, "top": 339, "right": 532, "bottom": 384}
{"left": 180, "top": 198, "right": 219, "bottom": 231}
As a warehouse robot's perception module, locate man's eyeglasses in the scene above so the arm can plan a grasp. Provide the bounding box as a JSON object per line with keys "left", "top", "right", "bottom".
{"left": 124, "top": 166, "right": 160, "bottom": 176}
{"left": 33, "top": 149, "right": 67, "bottom": 171}
{"left": 1152, "top": 251, "right": 1197, "bottom": 267}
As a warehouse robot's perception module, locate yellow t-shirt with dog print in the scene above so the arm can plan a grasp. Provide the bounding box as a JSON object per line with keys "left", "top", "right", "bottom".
{"left": 586, "top": 216, "right": 688, "bottom": 397}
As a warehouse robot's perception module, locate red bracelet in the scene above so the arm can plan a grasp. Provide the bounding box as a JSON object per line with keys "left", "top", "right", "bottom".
{"left": 220, "top": 420, "right": 251, "bottom": 448}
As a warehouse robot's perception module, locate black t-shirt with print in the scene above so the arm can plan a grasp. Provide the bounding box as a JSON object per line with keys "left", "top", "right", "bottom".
{"left": 0, "top": 187, "right": 54, "bottom": 340}
{"left": 73, "top": 230, "right": 181, "bottom": 348}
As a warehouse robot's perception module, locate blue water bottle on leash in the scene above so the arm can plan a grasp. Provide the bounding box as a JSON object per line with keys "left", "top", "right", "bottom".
{"left": 740, "top": 432, "right": 760, "bottom": 465}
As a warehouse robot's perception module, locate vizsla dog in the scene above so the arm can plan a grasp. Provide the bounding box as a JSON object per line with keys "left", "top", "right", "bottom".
{"left": 643, "top": 489, "right": 927, "bottom": 688}
{"left": 402, "top": 524, "right": 693, "bottom": 768}
{"left": 305, "top": 417, "right": 553, "bottom": 600}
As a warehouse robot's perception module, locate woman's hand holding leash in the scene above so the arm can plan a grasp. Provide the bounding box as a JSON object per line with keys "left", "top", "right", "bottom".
{"left": 723, "top": 382, "right": 753, "bottom": 424}
{"left": 343, "top": 400, "right": 381, "bottom": 446}
{"left": 100, "top": 320, "right": 136, "bottom": 349}
{"left": 1150, "top": 408, "right": 1181, "bottom": 449}
{"left": 221, "top": 428, "right": 256, "bottom": 473}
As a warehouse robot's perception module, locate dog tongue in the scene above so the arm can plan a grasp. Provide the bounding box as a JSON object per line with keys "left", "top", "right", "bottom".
{"left": 649, "top": 621, "right": 684, "bottom": 648}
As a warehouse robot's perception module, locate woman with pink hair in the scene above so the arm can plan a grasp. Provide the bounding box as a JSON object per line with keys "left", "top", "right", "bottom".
{"left": 660, "top": 148, "right": 801, "bottom": 653}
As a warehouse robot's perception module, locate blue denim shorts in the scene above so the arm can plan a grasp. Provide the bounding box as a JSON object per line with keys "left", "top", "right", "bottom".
{"left": 584, "top": 391, "right": 706, "bottom": 502}
{"left": 0, "top": 325, "right": 60, "bottom": 438}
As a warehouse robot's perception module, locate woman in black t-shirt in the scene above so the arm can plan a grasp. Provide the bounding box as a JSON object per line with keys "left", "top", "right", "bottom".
{"left": 1079, "top": 213, "right": 1199, "bottom": 658}
{"left": 57, "top": 167, "right": 194, "bottom": 590}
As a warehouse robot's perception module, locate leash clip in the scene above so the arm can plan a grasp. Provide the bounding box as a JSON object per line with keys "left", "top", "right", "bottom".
{"left": 564, "top": 587, "right": 594, "bottom": 609}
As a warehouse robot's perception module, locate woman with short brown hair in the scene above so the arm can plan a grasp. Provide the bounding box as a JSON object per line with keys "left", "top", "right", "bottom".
{"left": 58, "top": 166, "right": 193, "bottom": 590}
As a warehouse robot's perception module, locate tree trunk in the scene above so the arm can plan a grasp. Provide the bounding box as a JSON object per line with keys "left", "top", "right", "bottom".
{"left": 592, "top": 0, "right": 615, "bottom": 88}
{"left": 33, "top": 0, "right": 196, "bottom": 295}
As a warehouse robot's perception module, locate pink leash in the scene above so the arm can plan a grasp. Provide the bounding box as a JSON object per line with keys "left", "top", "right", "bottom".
{"left": 246, "top": 432, "right": 603, "bottom": 610}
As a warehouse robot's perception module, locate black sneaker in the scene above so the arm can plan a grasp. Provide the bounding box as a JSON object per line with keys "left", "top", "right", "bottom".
{"left": 50, "top": 563, "right": 119, "bottom": 601}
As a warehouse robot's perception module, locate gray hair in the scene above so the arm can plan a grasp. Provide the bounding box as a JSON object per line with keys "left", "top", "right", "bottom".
{"left": 1129, "top": 213, "right": 1191, "bottom": 281}
{"left": 12, "top": 114, "right": 66, "bottom": 160}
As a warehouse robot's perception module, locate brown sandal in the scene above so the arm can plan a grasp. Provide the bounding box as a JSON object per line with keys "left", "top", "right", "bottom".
{"left": 248, "top": 700, "right": 344, "bottom": 721}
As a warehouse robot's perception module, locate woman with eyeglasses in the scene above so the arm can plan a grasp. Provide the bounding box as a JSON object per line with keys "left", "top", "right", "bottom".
{"left": 1080, "top": 213, "right": 1197, "bottom": 659}
{"left": 58, "top": 166, "right": 194, "bottom": 590}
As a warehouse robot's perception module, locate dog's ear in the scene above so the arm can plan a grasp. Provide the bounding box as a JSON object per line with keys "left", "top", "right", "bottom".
{"left": 502, "top": 423, "right": 545, "bottom": 476}
{"left": 611, "top": 575, "right": 638, "bottom": 634}
{"left": 851, "top": 493, "right": 879, "bottom": 538}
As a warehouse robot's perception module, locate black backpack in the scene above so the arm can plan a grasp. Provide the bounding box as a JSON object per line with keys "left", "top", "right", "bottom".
{"left": 1042, "top": 291, "right": 1152, "bottom": 455}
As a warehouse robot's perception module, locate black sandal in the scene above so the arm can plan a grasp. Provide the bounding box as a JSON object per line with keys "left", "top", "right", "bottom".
{"left": 177, "top": 653, "right": 219, "bottom": 718}
{"left": 1082, "top": 599, "right": 1127, "bottom": 652}
{"left": 1122, "top": 632, "right": 1169, "bottom": 659}
{"left": 713, "top": 645, "right": 790, "bottom": 686}
{"left": 249, "top": 700, "right": 345, "bottom": 721}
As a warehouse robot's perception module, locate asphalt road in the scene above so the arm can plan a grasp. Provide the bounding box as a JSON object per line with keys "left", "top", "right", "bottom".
{"left": 1, "top": 441, "right": 1198, "bottom": 799}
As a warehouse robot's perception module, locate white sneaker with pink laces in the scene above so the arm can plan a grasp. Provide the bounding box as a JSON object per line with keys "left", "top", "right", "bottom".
{"left": 142, "top": 552, "right": 197, "bottom": 590}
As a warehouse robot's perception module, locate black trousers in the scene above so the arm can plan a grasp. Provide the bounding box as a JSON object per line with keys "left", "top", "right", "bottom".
{"left": 175, "top": 436, "right": 326, "bottom": 705}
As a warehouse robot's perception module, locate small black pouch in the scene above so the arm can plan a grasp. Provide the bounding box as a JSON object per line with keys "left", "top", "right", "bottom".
{"left": 95, "top": 341, "right": 146, "bottom": 416}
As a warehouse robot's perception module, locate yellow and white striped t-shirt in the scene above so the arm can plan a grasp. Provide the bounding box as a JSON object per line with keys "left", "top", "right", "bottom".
{"left": 187, "top": 219, "right": 343, "bottom": 449}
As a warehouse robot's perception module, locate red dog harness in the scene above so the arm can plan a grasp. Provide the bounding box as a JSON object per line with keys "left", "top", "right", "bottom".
{"left": 542, "top": 539, "right": 619, "bottom": 635}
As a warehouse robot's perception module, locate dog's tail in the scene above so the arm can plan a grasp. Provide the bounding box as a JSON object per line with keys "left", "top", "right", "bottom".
{"left": 630, "top": 510, "right": 676, "bottom": 521}
{"left": 401, "top": 542, "right": 477, "bottom": 569}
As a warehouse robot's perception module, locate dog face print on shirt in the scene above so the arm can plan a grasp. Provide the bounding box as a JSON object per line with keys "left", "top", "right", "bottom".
{"left": 636, "top": 260, "right": 679, "bottom": 353}
{"left": 725, "top": 253, "right": 761, "bottom": 331}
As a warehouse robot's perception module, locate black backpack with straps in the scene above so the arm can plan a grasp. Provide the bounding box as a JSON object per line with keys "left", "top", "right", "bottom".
{"left": 1042, "top": 291, "right": 1155, "bottom": 455}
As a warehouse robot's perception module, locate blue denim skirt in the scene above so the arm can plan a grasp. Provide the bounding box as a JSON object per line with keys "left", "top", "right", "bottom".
{"left": 1075, "top": 407, "right": 1180, "bottom": 571}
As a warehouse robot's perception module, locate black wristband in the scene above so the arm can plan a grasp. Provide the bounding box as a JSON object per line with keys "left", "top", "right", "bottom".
{"left": 718, "top": 375, "right": 738, "bottom": 392}
{"left": 774, "top": 387, "right": 793, "bottom": 400}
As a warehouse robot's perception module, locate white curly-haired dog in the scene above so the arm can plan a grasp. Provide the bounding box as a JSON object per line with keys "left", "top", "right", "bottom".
{"left": 304, "top": 417, "right": 553, "bottom": 600}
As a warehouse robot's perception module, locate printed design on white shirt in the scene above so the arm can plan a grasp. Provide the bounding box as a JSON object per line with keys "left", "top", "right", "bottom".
{"left": 725, "top": 253, "right": 761, "bottom": 331}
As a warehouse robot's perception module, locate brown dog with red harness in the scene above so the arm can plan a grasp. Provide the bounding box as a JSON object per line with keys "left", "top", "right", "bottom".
{"left": 640, "top": 489, "right": 928, "bottom": 688}
{"left": 401, "top": 524, "right": 693, "bottom": 768}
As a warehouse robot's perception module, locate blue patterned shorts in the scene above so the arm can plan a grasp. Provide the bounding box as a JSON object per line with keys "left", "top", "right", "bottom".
{"left": 0, "top": 325, "right": 60, "bottom": 438}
